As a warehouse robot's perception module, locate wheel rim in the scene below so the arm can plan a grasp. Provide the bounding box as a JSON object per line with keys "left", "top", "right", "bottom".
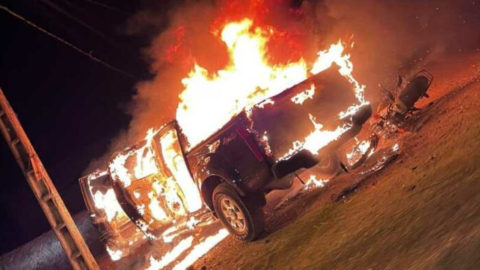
{"left": 219, "top": 197, "right": 246, "bottom": 233}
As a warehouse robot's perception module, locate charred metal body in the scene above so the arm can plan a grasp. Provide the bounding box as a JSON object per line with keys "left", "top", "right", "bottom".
{"left": 188, "top": 70, "right": 371, "bottom": 208}
{"left": 81, "top": 70, "right": 372, "bottom": 244}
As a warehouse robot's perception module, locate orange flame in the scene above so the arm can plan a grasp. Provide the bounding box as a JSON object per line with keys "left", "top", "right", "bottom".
{"left": 177, "top": 19, "right": 309, "bottom": 148}
{"left": 291, "top": 84, "right": 316, "bottom": 105}
{"left": 172, "top": 229, "right": 229, "bottom": 270}
{"left": 304, "top": 175, "right": 329, "bottom": 190}
{"left": 147, "top": 236, "right": 194, "bottom": 270}
{"left": 106, "top": 17, "right": 369, "bottom": 268}
{"left": 177, "top": 21, "right": 367, "bottom": 162}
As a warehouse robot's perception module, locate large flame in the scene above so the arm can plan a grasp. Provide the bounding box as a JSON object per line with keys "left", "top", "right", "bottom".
{"left": 176, "top": 19, "right": 368, "bottom": 158}
{"left": 177, "top": 19, "right": 309, "bottom": 148}
{"left": 106, "top": 17, "right": 369, "bottom": 269}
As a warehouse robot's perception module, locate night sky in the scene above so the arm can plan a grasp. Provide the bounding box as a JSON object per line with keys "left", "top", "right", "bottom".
{"left": 0, "top": 0, "right": 151, "bottom": 254}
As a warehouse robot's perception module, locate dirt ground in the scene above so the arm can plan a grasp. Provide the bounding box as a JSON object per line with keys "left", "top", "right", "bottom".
{"left": 189, "top": 52, "right": 480, "bottom": 270}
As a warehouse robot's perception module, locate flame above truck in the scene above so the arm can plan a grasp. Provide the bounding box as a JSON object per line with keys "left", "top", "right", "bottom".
{"left": 80, "top": 18, "right": 372, "bottom": 268}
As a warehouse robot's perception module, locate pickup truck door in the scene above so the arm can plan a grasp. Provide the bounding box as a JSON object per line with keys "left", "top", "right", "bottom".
{"left": 156, "top": 123, "right": 203, "bottom": 213}
{"left": 109, "top": 122, "right": 205, "bottom": 238}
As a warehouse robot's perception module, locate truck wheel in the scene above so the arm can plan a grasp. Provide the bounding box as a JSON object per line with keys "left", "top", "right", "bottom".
{"left": 213, "top": 183, "right": 265, "bottom": 241}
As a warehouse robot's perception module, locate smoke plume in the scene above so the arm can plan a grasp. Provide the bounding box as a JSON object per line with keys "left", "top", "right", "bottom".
{"left": 85, "top": 0, "right": 480, "bottom": 173}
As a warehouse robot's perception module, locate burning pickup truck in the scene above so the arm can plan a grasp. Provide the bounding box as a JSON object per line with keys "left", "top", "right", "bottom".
{"left": 80, "top": 67, "right": 371, "bottom": 259}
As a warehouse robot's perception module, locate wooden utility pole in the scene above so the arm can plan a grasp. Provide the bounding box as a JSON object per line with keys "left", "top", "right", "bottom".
{"left": 0, "top": 88, "right": 99, "bottom": 270}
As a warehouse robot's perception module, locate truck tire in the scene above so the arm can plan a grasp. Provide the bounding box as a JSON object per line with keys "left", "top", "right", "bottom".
{"left": 213, "top": 183, "right": 265, "bottom": 241}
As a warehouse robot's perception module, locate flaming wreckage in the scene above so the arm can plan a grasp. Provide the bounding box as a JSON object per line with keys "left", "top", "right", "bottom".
{"left": 78, "top": 19, "right": 433, "bottom": 265}
{"left": 81, "top": 69, "right": 371, "bottom": 255}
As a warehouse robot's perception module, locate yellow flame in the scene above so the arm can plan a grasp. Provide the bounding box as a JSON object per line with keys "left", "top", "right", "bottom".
{"left": 392, "top": 143, "right": 400, "bottom": 152}
{"left": 109, "top": 153, "right": 131, "bottom": 187}
{"left": 92, "top": 189, "right": 124, "bottom": 222}
{"left": 304, "top": 175, "right": 329, "bottom": 189}
{"left": 148, "top": 196, "right": 168, "bottom": 221}
{"left": 134, "top": 128, "right": 159, "bottom": 180}
{"left": 280, "top": 39, "right": 369, "bottom": 157}
{"left": 346, "top": 139, "right": 372, "bottom": 161}
{"left": 108, "top": 17, "right": 370, "bottom": 268}
{"left": 147, "top": 237, "right": 194, "bottom": 270}
{"left": 177, "top": 19, "right": 308, "bottom": 148}
{"left": 172, "top": 229, "right": 229, "bottom": 270}
{"left": 281, "top": 115, "right": 351, "bottom": 159}
{"left": 311, "top": 40, "right": 366, "bottom": 107}
{"left": 106, "top": 246, "right": 123, "bottom": 261}
{"left": 291, "top": 84, "right": 316, "bottom": 105}
{"left": 177, "top": 21, "right": 367, "bottom": 161}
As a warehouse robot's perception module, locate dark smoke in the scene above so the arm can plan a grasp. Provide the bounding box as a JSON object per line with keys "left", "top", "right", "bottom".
{"left": 316, "top": 0, "right": 480, "bottom": 96}
{"left": 84, "top": 0, "right": 480, "bottom": 173}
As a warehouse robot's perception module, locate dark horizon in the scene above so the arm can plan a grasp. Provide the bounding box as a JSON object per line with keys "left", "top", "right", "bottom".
{"left": 0, "top": 0, "right": 150, "bottom": 254}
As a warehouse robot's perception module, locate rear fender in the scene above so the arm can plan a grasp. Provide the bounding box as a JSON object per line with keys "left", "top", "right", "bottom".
{"left": 197, "top": 153, "right": 247, "bottom": 197}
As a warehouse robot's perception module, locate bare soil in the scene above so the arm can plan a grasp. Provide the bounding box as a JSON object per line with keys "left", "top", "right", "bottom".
{"left": 191, "top": 52, "right": 480, "bottom": 270}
